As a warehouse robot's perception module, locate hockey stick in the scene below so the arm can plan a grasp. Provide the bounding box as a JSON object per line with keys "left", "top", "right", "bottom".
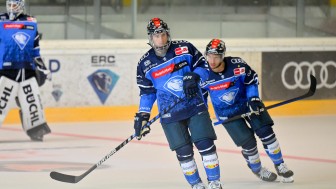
{"left": 50, "top": 97, "right": 185, "bottom": 183}
{"left": 220, "top": 74, "right": 316, "bottom": 124}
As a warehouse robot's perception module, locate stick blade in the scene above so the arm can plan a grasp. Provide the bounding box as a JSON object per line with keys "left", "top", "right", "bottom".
{"left": 50, "top": 171, "right": 78, "bottom": 183}
{"left": 309, "top": 74, "right": 317, "bottom": 95}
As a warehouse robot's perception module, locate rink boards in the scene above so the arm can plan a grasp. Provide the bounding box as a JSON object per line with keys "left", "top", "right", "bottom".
{"left": 2, "top": 38, "right": 336, "bottom": 124}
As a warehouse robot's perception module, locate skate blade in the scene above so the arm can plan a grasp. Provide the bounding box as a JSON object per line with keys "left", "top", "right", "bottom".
{"left": 280, "top": 176, "right": 294, "bottom": 183}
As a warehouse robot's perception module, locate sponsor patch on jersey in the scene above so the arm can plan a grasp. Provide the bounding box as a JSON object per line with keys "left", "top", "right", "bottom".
{"left": 4, "top": 24, "right": 34, "bottom": 30}
{"left": 144, "top": 60, "right": 151, "bottom": 66}
{"left": 219, "top": 88, "right": 239, "bottom": 105}
{"left": 12, "top": 32, "right": 30, "bottom": 50}
{"left": 231, "top": 58, "right": 245, "bottom": 64}
{"left": 174, "top": 61, "right": 188, "bottom": 71}
{"left": 4, "top": 24, "right": 24, "bottom": 29}
{"left": 234, "top": 67, "right": 245, "bottom": 75}
{"left": 175, "top": 46, "right": 189, "bottom": 55}
{"left": 209, "top": 82, "right": 232, "bottom": 90}
{"left": 152, "top": 64, "right": 174, "bottom": 78}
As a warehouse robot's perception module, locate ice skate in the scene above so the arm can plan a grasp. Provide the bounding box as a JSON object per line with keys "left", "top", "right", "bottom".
{"left": 253, "top": 167, "right": 277, "bottom": 182}
{"left": 208, "top": 180, "right": 223, "bottom": 189}
{"left": 275, "top": 163, "right": 294, "bottom": 183}
{"left": 192, "top": 182, "right": 206, "bottom": 189}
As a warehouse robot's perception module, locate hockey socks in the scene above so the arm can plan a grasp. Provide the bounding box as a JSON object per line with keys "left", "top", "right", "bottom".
{"left": 262, "top": 137, "right": 284, "bottom": 165}
{"left": 180, "top": 159, "right": 202, "bottom": 186}
{"left": 242, "top": 146, "right": 261, "bottom": 173}
{"left": 202, "top": 152, "right": 220, "bottom": 181}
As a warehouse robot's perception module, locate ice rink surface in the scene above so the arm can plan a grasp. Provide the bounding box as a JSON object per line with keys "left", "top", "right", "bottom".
{"left": 0, "top": 115, "right": 335, "bottom": 189}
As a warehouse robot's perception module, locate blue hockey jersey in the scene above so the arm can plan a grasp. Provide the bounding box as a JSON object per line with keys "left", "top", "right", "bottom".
{"left": 137, "top": 40, "right": 208, "bottom": 124}
{"left": 0, "top": 13, "right": 40, "bottom": 70}
{"left": 199, "top": 57, "right": 259, "bottom": 122}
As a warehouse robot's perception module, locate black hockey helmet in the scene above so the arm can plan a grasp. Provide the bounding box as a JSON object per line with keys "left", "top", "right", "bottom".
{"left": 146, "top": 17, "right": 171, "bottom": 57}
{"left": 147, "top": 17, "right": 170, "bottom": 35}
{"left": 205, "top": 39, "right": 226, "bottom": 56}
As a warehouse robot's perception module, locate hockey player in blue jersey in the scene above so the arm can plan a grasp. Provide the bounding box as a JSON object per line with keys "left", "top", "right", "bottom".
{"left": 133, "top": 18, "right": 223, "bottom": 189}
{"left": 199, "top": 39, "right": 294, "bottom": 183}
{"left": 0, "top": 0, "right": 51, "bottom": 141}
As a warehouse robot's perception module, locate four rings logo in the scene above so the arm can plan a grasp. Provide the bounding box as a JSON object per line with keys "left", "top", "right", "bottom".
{"left": 281, "top": 61, "right": 336, "bottom": 89}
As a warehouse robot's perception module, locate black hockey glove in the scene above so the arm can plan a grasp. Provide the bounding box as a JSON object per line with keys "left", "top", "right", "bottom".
{"left": 134, "top": 112, "right": 151, "bottom": 140}
{"left": 183, "top": 72, "right": 200, "bottom": 98}
{"left": 34, "top": 57, "right": 51, "bottom": 86}
{"left": 248, "top": 97, "right": 265, "bottom": 115}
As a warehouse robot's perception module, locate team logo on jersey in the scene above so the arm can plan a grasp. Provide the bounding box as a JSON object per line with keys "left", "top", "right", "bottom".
{"left": 219, "top": 88, "right": 239, "bottom": 105}
{"left": 88, "top": 69, "right": 119, "bottom": 104}
{"left": 12, "top": 32, "right": 30, "bottom": 50}
{"left": 164, "top": 76, "right": 183, "bottom": 97}
{"left": 175, "top": 46, "right": 188, "bottom": 55}
{"left": 234, "top": 67, "right": 245, "bottom": 75}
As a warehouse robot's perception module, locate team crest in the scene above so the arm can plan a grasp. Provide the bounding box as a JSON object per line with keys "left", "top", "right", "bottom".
{"left": 88, "top": 69, "right": 119, "bottom": 104}
{"left": 12, "top": 32, "right": 30, "bottom": 50}
{"left": 164, "top": 75, "right": 183, "bottom": 97}
{"left": 219, "top": 88, "right": 239, "bottom": 105}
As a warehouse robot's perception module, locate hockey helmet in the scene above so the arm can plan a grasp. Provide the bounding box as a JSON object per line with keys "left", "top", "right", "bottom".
{"left": 147, "top": 17, "right": 170, "bottom": 35}
{"left": 147, "top": 17, "right": 171, "bottom": 57}
{"left": 205, "top": 39, "right": 226, "bottom": 56}
{"left": 6, "top": 0, "right": 25, "bottom": 20}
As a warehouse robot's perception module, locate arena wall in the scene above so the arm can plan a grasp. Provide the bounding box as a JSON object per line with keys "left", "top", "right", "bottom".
{"left": 4, "top": 38, "right": 336, "bottom": 124}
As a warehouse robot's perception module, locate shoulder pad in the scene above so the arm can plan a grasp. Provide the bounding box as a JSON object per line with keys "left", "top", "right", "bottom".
{"left": 26, "top": 15, "right": 37, "bottom": 22}
{"left": 138, "top": 51, "right": 151, "bottom": 65}
{"left": 19, "top": 14, "right": 37, "bottom": 22}
{"left": 0, "top": 13, "right": 8, "bottom": 21}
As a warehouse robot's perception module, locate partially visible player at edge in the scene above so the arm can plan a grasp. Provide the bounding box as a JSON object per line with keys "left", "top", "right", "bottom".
{"left": 134, "top": 18, "right": 223, "bottom": 189}
{"left": 0, "top": 0, "right": 51, "bottom": 141}
{"left": 198, "top": 38, "right": 294, "bottom": 183}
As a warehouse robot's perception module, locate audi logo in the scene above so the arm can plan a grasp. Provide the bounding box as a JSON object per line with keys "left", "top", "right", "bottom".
{"left": 281, "top": 61, "right": 336, "bottom": 89}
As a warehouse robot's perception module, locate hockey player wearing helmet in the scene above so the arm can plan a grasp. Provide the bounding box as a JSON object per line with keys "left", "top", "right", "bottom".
{"left": 198, "top": 39, "right": 294, "bottom": 183}
{"left": 134, "top": 18, "right": 223, "bottom": 189}
{"left": 0, "top": 0, "right": 51, "bottom": 141}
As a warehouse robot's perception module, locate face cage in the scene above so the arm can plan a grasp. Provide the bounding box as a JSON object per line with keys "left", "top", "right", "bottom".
{"left": 6, "top": 0, "right": 24, "bottom": 20}
{"left": 148, "top": 30, "right": 171, "bottom": 56}
{"left": 205, "top": 50, "right": 225, "bottom": 61}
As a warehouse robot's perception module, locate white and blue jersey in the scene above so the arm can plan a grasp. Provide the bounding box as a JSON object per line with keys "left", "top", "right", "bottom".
{"left": 137, "top": 40, "right": 208, "bottom": 124}
{"left": 199, "top": 57, "right": 259, "bottom": 122}
{"left": 0, "top": 13, "right": 40, "bottom": 70}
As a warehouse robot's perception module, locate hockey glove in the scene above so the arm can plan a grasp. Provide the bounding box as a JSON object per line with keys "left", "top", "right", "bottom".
{"left": 34, "top": 57, "right": 51, "bottom": 86}
{"left": 183, "top": 72, "right": 200, "bottom": 98}
{"left": 248, "top": 97, "right": 265, "bottom": 115}
{"left": 134, "top": 112, "right": 151, "bottom": 140}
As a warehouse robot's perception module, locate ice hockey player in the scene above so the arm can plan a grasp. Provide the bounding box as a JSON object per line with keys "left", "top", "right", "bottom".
{"left": 198, "top": 38, "right": 294, "bottom": 183}
{"left": 133, "top": 18, "right": 223, "bottom": 189}
{"left": 0, "top": 0, "right": 51, "bottom": 141}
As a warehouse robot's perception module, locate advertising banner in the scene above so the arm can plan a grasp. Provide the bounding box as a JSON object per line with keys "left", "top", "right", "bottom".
{"left": 262, "top": 51, "right": 336, "bottom": 101}
{"left": 40, "top": 51, "right": 143, "bottom": 107}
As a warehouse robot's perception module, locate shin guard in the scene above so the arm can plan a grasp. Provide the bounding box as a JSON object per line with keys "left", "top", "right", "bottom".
{"left": 0, "top": 76, "right": 19, "bottom": 124}
{"left": 18, "top": 77, "right": 50, "bottom": 140}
